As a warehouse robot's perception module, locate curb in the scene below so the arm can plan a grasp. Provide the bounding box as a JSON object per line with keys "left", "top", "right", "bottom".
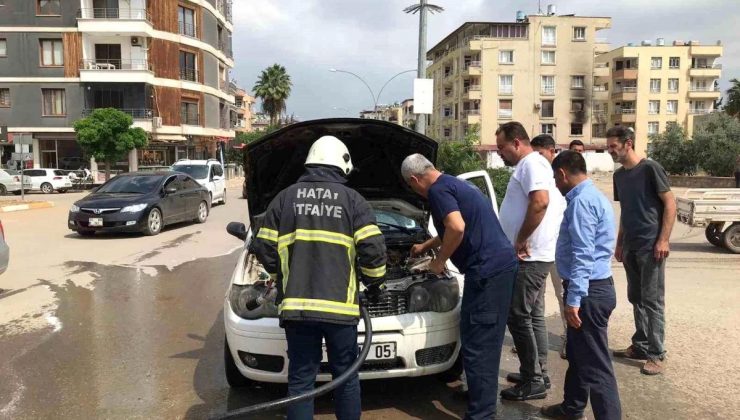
{"left": 0, "top": 201, "right": 55, "bottom": 213}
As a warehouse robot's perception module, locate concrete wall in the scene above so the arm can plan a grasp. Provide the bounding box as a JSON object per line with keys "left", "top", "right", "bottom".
{"left": 0, "top": 32, "right": 66, "bottom": 77}
{"left": 203, "top": 94, "right": 220, "bottom": 128}
{"left": 202, "top": 52, "right": 219, "bottom": 89}
{"left": 668, "top": 175, "right": 736, "bottom": 189}
{"left": 0, "top": 83, "right": 85, "bottom": 126}
{"left": 0, "top": 0, "right": 79, "bottom": 26}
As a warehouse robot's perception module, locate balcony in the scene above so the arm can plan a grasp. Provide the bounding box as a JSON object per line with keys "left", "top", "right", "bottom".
{"left": 688, "top": 86, "right": 721, "bottom": 99}
{"left": 82, "top": 108, "right": 153, "bottom": 131}
{"left": 76, "top": 8, "right": 152, "bottom": 35}
{"left": 612, "top": 86, "right": 637, "bottom": 101}
{"left": 466, "top": 85, "right": 482, "bottom": 100}
{"left": 689, "top": 63, "right": 722, "bottom": 77}
{"left": 464, "top": 61, "right": 481, "bottom": 75}
{"left": 217, "top": 0, "right": 233, "bottom": 23}
{"left": 613, "top": 108, "right": 636, "bottom": 123}
{"left": 179, "top": 22, "right": 197, "bottom": 38}
{"left": 594, "top": 62, "right": 610, "bottom": 77}
{"left": 498, "top": 109, "right": 513, "bottom": 119}
{"left": 541, "top": 87, "right": 555, "bottom": 96}
{"left": 180, "top": 68, "right": 199, "bottom": 83}
{"left": 613, "top": 69, "right": 638, "bottom": 80}
{"left": 465, "top": 109, "right": 481, "bottom": 123}
{"left": 79, "top": 59, "right": 153, "bottom": 83}
{"left": 593, "top": 85, "right": 609, "bottom": 99}
{"left": 688, "top": 108, "right": 714, "bottom": 115}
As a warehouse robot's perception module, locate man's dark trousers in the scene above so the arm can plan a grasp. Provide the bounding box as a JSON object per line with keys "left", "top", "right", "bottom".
{"left": 561, "top": 278, "right": 622, "bottom": 420}
{"left": 623, "top": 250, "right": 666, "bottom": 360}
{"left": 284, "top": 321, "right": 360, "bottom": 420}
{"left": 460, "top": 266, "right": 517, "bottom": 420}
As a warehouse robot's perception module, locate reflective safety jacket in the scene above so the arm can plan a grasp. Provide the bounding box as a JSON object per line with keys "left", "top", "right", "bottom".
{"left": 251, "top": 166, "right": 387, "bottom": 325}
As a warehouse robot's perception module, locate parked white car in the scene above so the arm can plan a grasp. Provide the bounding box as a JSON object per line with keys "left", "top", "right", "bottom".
{"left": 19, "top": 169, "right": 72, "bottom": 194}
{"left": 222, "top": 119, "right": 499, "bottom": 387}
{"left": 0, "top": 170, "right": 32, "bottom": 195}
{"left": 171, "top": 159, "right": 226, "bottom": 205}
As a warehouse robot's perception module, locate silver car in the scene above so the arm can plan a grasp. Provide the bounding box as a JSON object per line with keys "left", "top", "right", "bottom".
{"left": 0, "top": 220, "right": 8, "bottom": 275}
{"left": 0, "top": 169, "right": 31, "bottom": 196}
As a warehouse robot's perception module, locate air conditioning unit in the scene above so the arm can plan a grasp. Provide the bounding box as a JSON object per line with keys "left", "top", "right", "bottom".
{"left": 131, "top": 36, "right": 141, "bottom": 46}
{"left": 153, "top": 117, "right": 162, "bottom": 128}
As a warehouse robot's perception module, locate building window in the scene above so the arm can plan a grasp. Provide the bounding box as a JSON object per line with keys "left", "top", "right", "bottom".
{"left": 668, "top": 78, "right": 679, "bottom": 92}
{"left": 499, "top": 75, "right": 513, "bottom": 94}
{"left": 650, "top": 78, "right": 661, "bottom": 93}
{"left": 0, "top": 39, "right": 6, "bottom": 57}
{"left": 181, "top": 100, "right": 199, "bottom": 125}
{"left": 42, "top": 89, "right": 65, "bottom": 116}
{"left": 0, "top": 88, "right": 9, "bottom": 107}
{"left": 541, "top": 50, "right": 556, "bottom": 65}
{"left": 37, "top": 0, "right": 61, "bottom": 15}
{"left": 443, "top": 106, "right": 452, "bottom": 117}
{"left": 498, "top": 99, "right": 513, "bottom": 119}
{"left": 541, "top": 123, "right": 554, "bottom": 134}
{"left": 651, "top": 57, "right": 662, "bottom": 69}
{"left": 541, "top": 100, "right": 554, "bottom": 118}
{"left": 499, "top": 50, "right": 514, "bottom": 64}
{"left": 648, "top": 122, "right": 659, "bottom": 135}
{"left": 571, "top": 99, "right": 585, "bottom": 112}
{"left": 669, "top": 57, "right": 680, "bottom": 69}
{"left": 573, "top": 27, "right": 586, "bottom": 41}
{"left": 40, "top": 39, "right": 63, "bottom": 66}
{"left": 571, "top": 75, "right": 585, "bottom": 89}
{"left": 667, "top": 100, "right": 678, "bottom": 114}
{"left": 541, "top": 75, "right": 555, "bottom": 95}
{"left": 443, "top": 128, "right": 451, "bottom": 138}
{"left": 542, "top": 26, "right": 556, "bottom": 46}
{"left": 570, "top": 123, "right": 583, "bottom": 135}
{"left": 179, "top": 51, "right": 197, "bottom": 81}
{"left": 648, "top": 100, "right": 660, "bottom": 114}
{"left": 178, "top": 6, "right": 196, "bottom": 37}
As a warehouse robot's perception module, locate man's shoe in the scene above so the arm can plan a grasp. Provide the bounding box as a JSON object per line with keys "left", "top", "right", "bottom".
{"left": 505, "top": 373, "right": 551, "bottom": 389}
{"left": 540, "top": 404, "right": 585, "bottom": 420}
{"left": 612, "top": 345, "right": 648, "bottom": 360}
{"left": 641, "top": 358, "right": 665, "bottom": 375}
{"left": 500, "top": 381, "right": 547, "bottom": 401}
{"left": 560, "top": 336, "right": 567, "bottom": 360}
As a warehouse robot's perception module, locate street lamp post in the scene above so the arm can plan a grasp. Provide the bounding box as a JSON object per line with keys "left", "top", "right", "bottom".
{"left": 328, "top": 68, "right": 416, "bottom": 118}
{"left": 329, "top": 68, "right": 376, "bottom": 111}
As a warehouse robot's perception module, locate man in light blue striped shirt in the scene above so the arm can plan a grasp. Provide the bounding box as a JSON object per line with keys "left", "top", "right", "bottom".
{"left": 541, "top": 151, "right": 622, "bottom": 420}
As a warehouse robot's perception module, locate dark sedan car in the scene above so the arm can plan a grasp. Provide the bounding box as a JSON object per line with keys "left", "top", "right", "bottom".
{"left": 68, "top": 171, "right": 210, "bottom": 236}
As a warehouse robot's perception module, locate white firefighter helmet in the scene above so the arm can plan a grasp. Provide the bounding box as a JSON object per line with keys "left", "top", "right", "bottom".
{"left": 305, "top": 135, "right": 353, "bottom": 175}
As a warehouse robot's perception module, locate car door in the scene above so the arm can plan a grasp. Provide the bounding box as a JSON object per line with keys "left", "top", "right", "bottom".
{"left": 25, "top": 170, "right": 44, "bottom": 189}
{"left": 179, "top": 175, "right": 203, "bottom": 217}
{"left": 213, "top": 163, "right": 226, "bottom": 200}
{"left": 160, "top": 176, "right": 186, "bottom": 223}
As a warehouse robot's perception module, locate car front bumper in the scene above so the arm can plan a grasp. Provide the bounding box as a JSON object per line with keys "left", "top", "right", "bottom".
{"left": 68, "top": 211, "right": 147, "bottom": 233}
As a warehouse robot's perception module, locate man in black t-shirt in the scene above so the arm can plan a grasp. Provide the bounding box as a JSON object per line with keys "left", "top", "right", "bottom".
{"left": 402, "top": 153, "right": 517, "bottom": 420}
{"left": 607, "top": 126, "right": 676, "bottom": 376}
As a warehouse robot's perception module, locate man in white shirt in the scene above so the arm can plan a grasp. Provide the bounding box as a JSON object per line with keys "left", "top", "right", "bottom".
{"left": 496, "top": 122, "right": 566, "bottom": 401}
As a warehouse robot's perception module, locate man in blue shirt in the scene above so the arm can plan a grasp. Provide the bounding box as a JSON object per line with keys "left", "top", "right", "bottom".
{"left": 402, "top": 154, "right": 517, "bottom": 420}
{"left": 541, "top": 151, "right": 622, "bottom": 420}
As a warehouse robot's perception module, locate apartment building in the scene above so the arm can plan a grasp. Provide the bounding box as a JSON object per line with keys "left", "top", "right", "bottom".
{"left": 401, "top": 98, "right": 415, "bottom": 129}
{"left": 0, "top": 0, "right": 235, "bottom": 171}
{"left": 595, "top": 40, "right": 722, "bottom": 156}
{"left": 233, "top": 87, "right": 255, "bottom": 132}
{"left": 426, "top": 9, "right": 611, "bottom": 148}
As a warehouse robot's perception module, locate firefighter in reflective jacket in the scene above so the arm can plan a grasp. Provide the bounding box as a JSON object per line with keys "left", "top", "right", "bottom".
{"left": 251, "top": 135, "right": 387, "bottom": 420}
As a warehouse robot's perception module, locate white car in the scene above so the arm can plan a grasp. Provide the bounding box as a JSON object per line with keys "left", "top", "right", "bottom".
{"left": 20, "top": 169, "right": 73, "bottom": 194}
{"left": 0, "top": 170, "right": 32, "bottom": 195}
{"left": 222, "top": 119, "right": 498, "bottom": 387}
{"left": 171, "top": 159, "right": 227, "bottom": 206}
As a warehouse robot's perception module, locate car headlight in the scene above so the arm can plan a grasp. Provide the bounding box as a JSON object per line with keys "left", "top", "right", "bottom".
{"left": 70, "top": 204, "right": 80, "bottom": 213}
{"left": 121, "top": 203, "right": 148, "bottom": 213}
{"left": 229, "top": 284, "right": 279, "bottom": 319}
{"left": 408, "top": 276, "right": 460, "bottom": 313}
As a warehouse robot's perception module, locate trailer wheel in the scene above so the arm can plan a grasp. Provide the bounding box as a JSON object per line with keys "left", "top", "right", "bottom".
{"left": 721, "top": 223, "right": 740, "bottom": 254}
{"left": 705, "top": 224, "right": 724, "bottom": 247}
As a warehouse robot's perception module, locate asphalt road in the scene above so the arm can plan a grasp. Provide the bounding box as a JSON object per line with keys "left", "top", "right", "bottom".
{"left": 1, "top": 177, "right": 739, "bottom": 419}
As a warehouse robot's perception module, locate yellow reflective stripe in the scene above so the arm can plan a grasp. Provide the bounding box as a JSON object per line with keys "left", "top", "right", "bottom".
{"left": 278, "top": 229, "right": 353, "bottom": 249}
{"left": 354, "top": 224, "right": 382, "bottom": 243}
{"left": 360, "top": 265, "right": 386, "bottom": 278}
{"left": 279, "top": 298, "right": 360, "bottom": 316}
{"left": 346, "top": 243, "right": 357, "bottom": 304}
{"left": 279, "top": 246, "right": 290, "bottom": 293}
{"left": 256, "top": 228, "right": 278, "bottom": 242}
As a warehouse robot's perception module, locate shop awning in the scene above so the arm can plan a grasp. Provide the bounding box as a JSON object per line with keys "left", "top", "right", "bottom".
{"left": 151, "top": 134, "right": 187, "bottom": 142}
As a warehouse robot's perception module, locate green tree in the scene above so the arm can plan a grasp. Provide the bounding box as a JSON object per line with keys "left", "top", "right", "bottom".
{"left": 724, "top": 78, "right": 740, "bottom": 117}
{"left": 486, "top": 167, "right": 511, "bottom": 208}
{"left": 252, "top": 64, "right": 292, "bottom": 126}
{"left": 692, "top": 112, "right": 740, "bottom": 176}
{"left": 436, "top": 124, "right": 485, "bottom": 175}
{"left": 73, "top": 108, "right": 148, "bottom": 180}
{"left": 647, "top": 123, "right": 696, "bottom": 175}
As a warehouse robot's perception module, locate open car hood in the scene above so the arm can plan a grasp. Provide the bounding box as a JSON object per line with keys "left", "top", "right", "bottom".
{"left": 245, "top": 118, "right": 437, "bottom": 225}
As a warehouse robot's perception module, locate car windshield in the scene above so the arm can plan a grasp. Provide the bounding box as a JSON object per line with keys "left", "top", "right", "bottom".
{"left": 97, "top": 175, "right": 162, "bottom": 194}
{"left": 374, "top": 210, "right": 420, "bottom": 231}
{"left": 172, "top": 165, "right": 208, "bottom": 179}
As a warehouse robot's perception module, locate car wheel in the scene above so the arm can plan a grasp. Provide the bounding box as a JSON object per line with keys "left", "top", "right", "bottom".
{"left": 224, "top": 337, "right": 253, "bottom": 388}
{"left": 222, "top": 190, "right": 227, "bottom": 205}
{"left": 721, "top": 223, "right": 740, "bottom": 254}
{"left": 41, "top": 183, "right": 54, "bottom": 194}
{"left": 13, "top": 190, "right": 22, "bottom": 196}
{"left": 143, "top": 208, "right": 163, "bottom": 236}
{"left": 195, "top": 201, "right": 209, "bottom": 223}
{"left": 705, "top": 224, "right": 724, "bottom": 247}
{"left": 77, "top": 229, "right": 95, "bottom": 237}
{"left": 0, "top": 184, "right": 6, "bottom": 195}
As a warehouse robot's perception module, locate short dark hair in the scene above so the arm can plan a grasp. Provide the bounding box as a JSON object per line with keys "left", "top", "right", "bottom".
{"left": 531, "top": 134, "right": 556, "bottom": 149}
{"left": 606, "top": 126, "right": 636, "bottom": 148}
{"left": 496, "top": 121, "right": 530, "bottom": 144}
{"left": 568, "top": 139, "right": 584, "bottom": 149}
{"left": 552, "top": 150, "right": 587, "bottom": 175}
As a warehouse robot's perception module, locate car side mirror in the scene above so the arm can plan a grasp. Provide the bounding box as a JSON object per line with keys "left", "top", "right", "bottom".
{"left": 165, "top": 186, "right": 177, "bottom": 195}
{"left": 226, "top": 221, "right": 248, "bottom": 241}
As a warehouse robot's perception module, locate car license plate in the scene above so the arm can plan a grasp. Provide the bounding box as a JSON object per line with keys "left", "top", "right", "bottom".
{"left": 89, "top": 218, "right": 103, "bottom": 227}
{"left": 321, "top": 342, "right": 396, "bottom": 362}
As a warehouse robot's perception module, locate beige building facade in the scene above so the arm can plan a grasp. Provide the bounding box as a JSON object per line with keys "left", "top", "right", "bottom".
{"left": 426, "top": 13, "right": 611, "bottom": 147}
{"left": 233, "top": 88, "right": 255, "bottom": 133}
{"left": 595, "top": 41, "right": 722, "bottom": 156}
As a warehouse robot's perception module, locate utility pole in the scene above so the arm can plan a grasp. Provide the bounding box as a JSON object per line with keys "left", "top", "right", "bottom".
{"left": 405, "top": 1, "right": 443, "bottom": 135}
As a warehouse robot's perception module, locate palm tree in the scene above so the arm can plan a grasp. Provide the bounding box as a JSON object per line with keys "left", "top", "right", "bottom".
{"left": 724, "top": 78, "right": 740, "bottom": 117}
{"left": 252, "top": 64, "right": 292, "bottom": 126}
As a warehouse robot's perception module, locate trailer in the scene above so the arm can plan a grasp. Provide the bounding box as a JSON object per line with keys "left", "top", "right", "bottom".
{"left": 676, "top": 189, "right": 740, "bottom": 254}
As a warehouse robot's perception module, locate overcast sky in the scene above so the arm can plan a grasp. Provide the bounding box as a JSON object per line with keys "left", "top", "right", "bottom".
{"left": 231, "top": 0, "right": 738, "bottom": 121}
